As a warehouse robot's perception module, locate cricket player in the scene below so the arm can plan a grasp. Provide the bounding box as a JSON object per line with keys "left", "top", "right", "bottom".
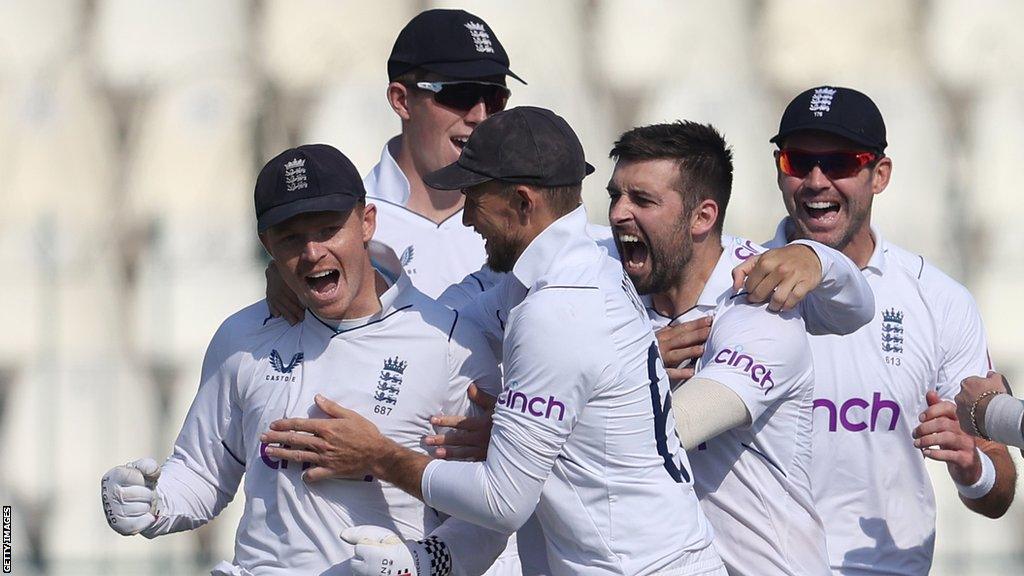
{"left": 267, "top": 8, "right": 520, "bottom": 321}
{"left": 765, "top": 86, "right": 1016, "bottom": 574}
{"left": 261, "top": 107, "right": 726, "bottom": 576}
{"left": 607, "top": 121, "right": 877, "bottom": 575}
{"left": 99, "top": 144, "right": 511, "bottom": 576}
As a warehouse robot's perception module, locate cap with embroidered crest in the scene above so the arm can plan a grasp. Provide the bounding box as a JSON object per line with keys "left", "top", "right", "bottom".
{"left": 770, "top": 86, "right": 887, "bottom": 153}
{"left": 423, "top": 106, "right": 594, "bottom": 191}
{"left": 387, "top": 8, "right": 525, "bottom": 84}
{"left": 254, "top": 144, "right": 366, "bottom": 232}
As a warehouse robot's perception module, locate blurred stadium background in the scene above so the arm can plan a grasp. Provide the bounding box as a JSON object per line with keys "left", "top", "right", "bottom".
{"left": 1, "top": 0, "right": 1023, "bottom": 573}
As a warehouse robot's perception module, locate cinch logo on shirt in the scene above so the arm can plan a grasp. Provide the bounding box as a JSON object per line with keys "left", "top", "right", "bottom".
{"left": 259, "top": 441, "right": 311, "bottom": 471}
{"left": 813, "top": 392, "right": 900, "bottom": 432}
{"left": 498, "top": 384, "right": 566, "bottom": 421}
{"left": 713, "top": 347, "right": 775, "bottom": 393}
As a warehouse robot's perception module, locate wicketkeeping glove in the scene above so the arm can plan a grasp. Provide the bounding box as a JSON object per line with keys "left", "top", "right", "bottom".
{"left": 341, "top": 525, "right": 453, "bottom": 576}
{"left": 100, "top": 457, "right": 161, "bottom": 536}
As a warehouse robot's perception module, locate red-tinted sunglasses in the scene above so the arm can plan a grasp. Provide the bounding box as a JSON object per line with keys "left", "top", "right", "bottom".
{"left": 414, "top": 81, "right": 511, "bottom": 115}
{"left": 777, "top": 149, "right": 879, "bottom": 180}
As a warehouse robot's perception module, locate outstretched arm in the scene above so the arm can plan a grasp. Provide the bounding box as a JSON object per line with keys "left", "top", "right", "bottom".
{"left": 734, "top": 240, "right": 873, "bottom": 335}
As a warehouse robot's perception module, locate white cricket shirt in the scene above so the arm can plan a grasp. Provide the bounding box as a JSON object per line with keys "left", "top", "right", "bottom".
{"left": 148, "top": 265, "right": 508, "bottom": 575}
{"left": 647, "top": 235, "right": 831, "bottom": 576}
{"left": 421, "top": 207, "right": 724, "bottom": 576}
{"left": 365, "top": 137, "right": 490, "bottom": 298}
{"left": 766, "top": 220, "right": 992, "bottom": 576}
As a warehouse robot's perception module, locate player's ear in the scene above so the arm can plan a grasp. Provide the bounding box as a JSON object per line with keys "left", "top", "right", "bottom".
{"left": 360, "top": 202, "right": 377, "bottom": 243}
{"left": 689, "top": 199, "right": 719, "bottom": 237}
{"left": 388, "top": 82, "right": 412, "bottom": 121}
{"left": 512, "top": 185, "right": 536, "bottom": 223}
{"left": 871, "top": 156, "right": 892, "bottom": 196}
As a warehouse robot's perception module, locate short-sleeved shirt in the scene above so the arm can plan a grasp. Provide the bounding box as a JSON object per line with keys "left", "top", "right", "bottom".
{"left": 422, "top": 206, "right": 722, "bottom": 576}
{"left": 766, "top": 220, "right": 992, "bottom": 575}
{"left": 647, "top": 235, "right": 828, "bottom": 576}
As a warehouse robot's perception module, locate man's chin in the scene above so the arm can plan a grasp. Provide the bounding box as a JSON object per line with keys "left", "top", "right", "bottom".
{"left": 793, "top": 220, "right": 848, "bottom": 251}
{"left": 305, "top": 300, "right": 349, "bottom": 322}
{"left": 486, "top": 256, "right": 514, "bottom": 274}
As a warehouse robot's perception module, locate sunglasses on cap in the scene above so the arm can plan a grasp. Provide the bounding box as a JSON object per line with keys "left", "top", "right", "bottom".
{"left": 777, "top": 149, "right": 880, "bottom": 180}
{"left": 414, "top": 81, "right": 511, "bottom": 115}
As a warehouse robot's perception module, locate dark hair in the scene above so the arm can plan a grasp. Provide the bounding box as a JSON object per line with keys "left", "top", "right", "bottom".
{"left": 609, "top": 121, "right": 733, "bottom": 232}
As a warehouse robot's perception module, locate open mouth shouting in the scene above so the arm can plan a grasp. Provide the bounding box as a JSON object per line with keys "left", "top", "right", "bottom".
{"left": 304, "top": 268, "right": 341, "bottom": 301}
{"left": 798, "top": 198, "right": 843, "bottom": 231}
{"left": 616, "top": 230, "right": 650, "bottom": 276}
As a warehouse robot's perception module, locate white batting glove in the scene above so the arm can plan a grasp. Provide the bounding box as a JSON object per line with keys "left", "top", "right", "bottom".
{"left": 341, "top": 526, "right": 453, "bottom": 576}
{"left": 100, "top": 457, "right": 161, "bottom": 536}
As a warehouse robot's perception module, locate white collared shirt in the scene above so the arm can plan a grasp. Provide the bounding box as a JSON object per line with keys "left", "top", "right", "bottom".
{"left": 147, "top": 264, "right": 508, "bottom": 575}
{"left": 766, "top": 219, "right": 992, "bottom": 576}
{"left": 647, "top": 235, "right": 829, "bottom": 576}
{"left": 422, "top": 207, "right": 723, "bottom": 576}
{"left": 364, "top": 137, "right": 490, "bottom": 298}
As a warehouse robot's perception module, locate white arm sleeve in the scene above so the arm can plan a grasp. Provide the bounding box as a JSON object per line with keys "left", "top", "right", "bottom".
{"left": 142, "top": 321, "right": 246, "bottom": 538}
{"left": 671, "top": 377, "right": 751, "bottom": 450}
{"left": 984, "top": 394, "right": 1024, "bottom": 449}
{"left": 422, "top": 290, "right": 604, "bottom": 533}
{"left": 791, "top": 239, "right": 874, "bottom": 336}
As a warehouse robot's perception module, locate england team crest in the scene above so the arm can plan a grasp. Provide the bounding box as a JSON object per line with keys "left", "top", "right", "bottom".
{"left": 373, "top": 357, "right": 408, "bottom": 415}
{"left": 881, "top": 308, "right": 904, "bottom": 354}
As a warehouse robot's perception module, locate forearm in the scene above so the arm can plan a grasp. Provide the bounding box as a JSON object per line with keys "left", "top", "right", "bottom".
{"left": 982, "top": 394, "right": 1024, "bottom": 449}
{"left": 960, "top": 439, "right": 1016, "bottom": 518}
{"left": 671, "top": 377, "right": 751, "bottom": 450}
{"left": 372, "top": 439, "right": 432, "bottom": 501}
{"left": 421, "top": 427, "right": 548, "bottom": 534}
{"left": 142, "top": 454, "right": 242, "bottom": 538}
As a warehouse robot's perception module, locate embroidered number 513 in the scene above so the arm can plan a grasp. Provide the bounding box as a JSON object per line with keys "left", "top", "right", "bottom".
{"left": 647, "top": 343, "right": 690, "bottom": 483}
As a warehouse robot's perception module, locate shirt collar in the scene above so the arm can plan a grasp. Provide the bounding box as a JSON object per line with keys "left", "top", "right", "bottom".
{"left": 309, "top": 260, "right": 409, "bottom": 332}
{"left": 364, "top": 136, "right": 411, "bottom": 206}
{"left": 511, "top": 205, "right": 596, "bottom": 290}
{"left": 863, "top": 225, "right": 888, "bottom": 275}
{"left": 772, "top": 217, "right": 888, "bottom": 276}
{"left": 696, "top": 235, "right": 746, "bottom": 308}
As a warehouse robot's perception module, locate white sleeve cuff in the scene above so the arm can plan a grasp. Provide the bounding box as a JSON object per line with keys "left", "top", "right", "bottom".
{"left": 954, "top": 447, "right": 996, "bottom": 500}
{"left": 984, "top": 394, "right": 1024, "bottom": 449}
{"left": 790, "top": 239, "right": 829, "bottom": 281}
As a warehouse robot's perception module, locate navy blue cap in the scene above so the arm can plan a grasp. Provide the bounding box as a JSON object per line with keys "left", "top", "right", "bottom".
{"left": 388, "top": 9, "right": 525, "bottom": 84}
{"left": 771, "top": 86, "right": 887, "bottom": 153}
{"left": 424, "top": 106, "right": 594, "bottom": 190}
{"left": 255, "top": 144, "right": 365, "bottom": 232}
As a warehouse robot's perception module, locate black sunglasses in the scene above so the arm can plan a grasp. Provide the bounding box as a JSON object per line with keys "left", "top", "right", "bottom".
{"left": 413, "top": 81, "right": 511, "bottom": 115}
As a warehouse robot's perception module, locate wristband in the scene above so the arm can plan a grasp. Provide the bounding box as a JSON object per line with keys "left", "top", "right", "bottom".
{"left": 954, "top": 447, "right": 996, "bottom": 500}
{"left": 412, "top": 535, "right": 453, "bottom": 576}
{"left": 984, "top": 394, "right": 1024, "bottom": 448}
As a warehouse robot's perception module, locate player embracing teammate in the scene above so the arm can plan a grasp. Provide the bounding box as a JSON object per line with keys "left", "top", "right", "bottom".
{"left": 99, "top": 7, "right": 1018, "bottom": 576}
